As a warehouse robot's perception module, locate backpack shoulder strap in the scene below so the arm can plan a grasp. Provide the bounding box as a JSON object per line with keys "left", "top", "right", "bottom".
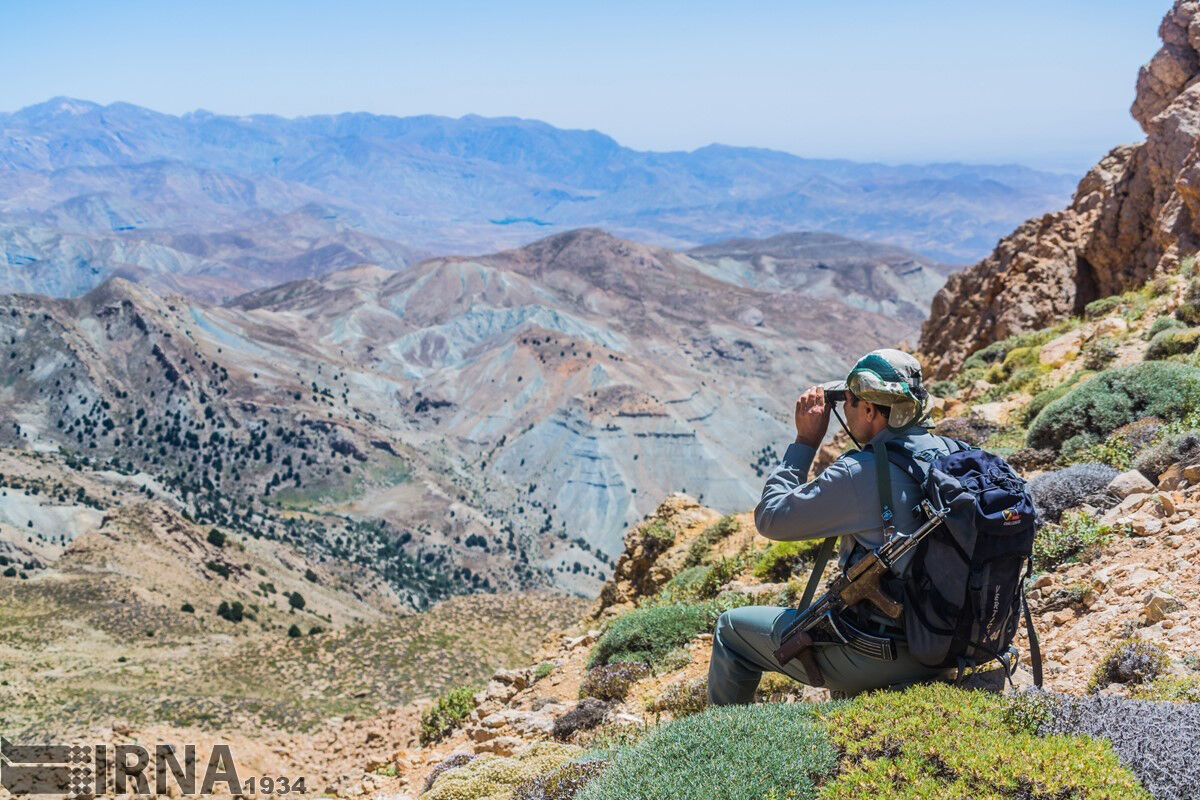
{"left": 938, "top": 435, "right": 971, "bottom": 453}
{"left": 882, "top": 439, "right": 928, "bottom": 487}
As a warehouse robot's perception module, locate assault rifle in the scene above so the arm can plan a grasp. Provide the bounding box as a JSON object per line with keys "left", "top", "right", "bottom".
{"left": 772, "top": 500, "right": 948, "bottom": 686}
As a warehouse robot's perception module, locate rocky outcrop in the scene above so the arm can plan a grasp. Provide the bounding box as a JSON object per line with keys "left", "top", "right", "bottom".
{"left": 921, "top": 0, "right": 1200, "bottom": 377}
{"left": 588, "top": 494, "right": 722, "bottom": 619}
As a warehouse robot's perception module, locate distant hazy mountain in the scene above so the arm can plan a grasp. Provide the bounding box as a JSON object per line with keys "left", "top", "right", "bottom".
{"left": 0, "top": 97, "right": 1077, "bottom": 297}
{"left": 0, "top": 228, "right": 945, "bottom": 599}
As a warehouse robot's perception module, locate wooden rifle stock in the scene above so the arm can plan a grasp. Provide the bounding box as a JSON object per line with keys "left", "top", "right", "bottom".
{"left": 839, "top": 554, "right": 904, "bottom": 619}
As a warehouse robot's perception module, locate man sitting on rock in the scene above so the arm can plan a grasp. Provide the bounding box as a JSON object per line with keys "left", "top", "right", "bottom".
{"left": 707, "top": 349, "right": 954, "bottom": 704}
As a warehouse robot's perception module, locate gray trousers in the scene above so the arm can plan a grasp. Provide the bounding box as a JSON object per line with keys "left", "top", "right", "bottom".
{"left": 706, "top": 604, "right": 949, "bottom": 705}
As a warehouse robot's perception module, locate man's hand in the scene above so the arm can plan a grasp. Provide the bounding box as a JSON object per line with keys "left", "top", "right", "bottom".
{"left": 794, "top": 386, "right": 830, "bottom": 448}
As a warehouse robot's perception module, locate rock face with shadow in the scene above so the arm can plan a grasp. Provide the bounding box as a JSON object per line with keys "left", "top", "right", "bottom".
{"left": 921, "top": 0, "right": 1200, "bottom": 377}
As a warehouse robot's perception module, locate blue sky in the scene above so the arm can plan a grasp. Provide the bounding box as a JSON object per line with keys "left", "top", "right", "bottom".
{"left": 3, "top": 0, "right": 1167, "bottom": 171}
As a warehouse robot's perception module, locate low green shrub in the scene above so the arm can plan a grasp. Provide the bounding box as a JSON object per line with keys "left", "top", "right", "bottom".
{"left": 961, "top": 323, "right": 1072, "bottom": 375}
{"left": 512, "top": 759, "right": 609, "bottom": 800}
{"left": 1146, "top": 315, "right": 1186, "bottom": 339}
{"left": 1069, "top": 436, "right": 1134, "bottom": 470}
{"left": 654, "top": 566, "right": 710, "bottom": 603}
{"left": 638, "top": 519, "right": 675, "bottom": 555}
{"left": 1000, "top": 688, "right": 1059, "bottom": 735}
{"left": 422, "top": 741, "right": 581, "bottom": 800}
{"left": 1145, "top": 326, "right": 1200, "bottom": 360}
{"left": 1088, "top": 638, "right": 1170, "bottom": 693}
{"left": 752, "top": 539, "right": 823, "bottom": 582}
{"left": 553, "top": 699, "right": 611, "bottom": 741}
{"left": 1026, "top": 361, "right": 1200, "bottom": 452}
{"left": 575, "top": 702, "right": 836, "bottom": 800}
{"left": 656, "top": 556, "right": 745, "bottom": 603}
{"left": 1175, "top": 276, "right": 1200, "bottom": 324}
{"left": 655, "top": 647, "right": 691, "bottom": 672}
{"left": 1133, "top": 430, "right": 1200, "bottom": 481}
{"left": 579, "top": 662, "right": 651, "bottom": 702}
{"left": 820, "top": 683, "right": 1149, "bottom": 800}
{"left": 1129, "top": 673, "right": 1200, "bottom": 703}
{"left": 651, "top": 678, "right": 708, "bottom": 719}
{"left": 929, "top": 379, "right": 957, "bottom": 397}
{"left": 953, "top": 365, "right": 989, "bottom": 390}
{"left": 423, "top": 753, "right": 477, "bottom": 793}
{"left": 1081, "top": 337, "right": 1118, "bottom": 370}
{"left": 587, "top": 603, "right": 720, "bottom": 668}
{"left": 216, "top": 600, "right": 243, "bottom": 622}
{"left": 1023, "top": 381, "right": 1076, "bottom": 426}
{"left": 534, "top": 662, "right": 555, "bottom": 681}
{"left": 682, "top": 515, "right": 739, "bottom": 567}
{"left": 1084, "top": 296, "right": 1121, "bottom": 319}
{"left": 754, "top": 672, "right": 805, "bottom": 703}
{"left": 983, "top": 345, "right": 1040, "bottom": 384}
{"left": 962, "top": 340, "right": 1009, "bottom": 371}
{"left": 420, "top": 685, "right": 479, "bottom": 745}
{"left": 1110, "top": 417, "right": 1165, "bottom": 451}
{"left": 980, "top": 425, "right": 1027, "bottom": 455}
{"left": 696, "top": 556, "right": 742, "bottom": 598}
{"left": 1033, "top": 510, "right": 1112, "bottom": 571}
{"left": 1147, "top": 275, "right": 1173, "bottom": 296}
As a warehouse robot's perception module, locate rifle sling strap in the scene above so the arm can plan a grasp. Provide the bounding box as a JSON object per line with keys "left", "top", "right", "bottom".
{"left": 799, "top": 535, "right": 836, "bottom": 611}
{"left": 872, "top": 441, "right": 895, "bottom": 530}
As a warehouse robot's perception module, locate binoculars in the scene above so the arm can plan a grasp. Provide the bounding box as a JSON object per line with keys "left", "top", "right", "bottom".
{"left": 823, "top": 388, "right": 847, "bottom": 404}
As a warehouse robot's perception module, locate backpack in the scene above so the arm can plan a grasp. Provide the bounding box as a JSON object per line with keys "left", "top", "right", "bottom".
{"left": 879, "top": 435, "right": 1043, "bottom": 685}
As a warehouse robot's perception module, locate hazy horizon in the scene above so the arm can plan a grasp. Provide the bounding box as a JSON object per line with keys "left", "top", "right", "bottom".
{"left": 4, "top": 95, "right": 1094, "bottom": 176}
{"left": 5, "top": 1, "right": 1161, "bottom": 174}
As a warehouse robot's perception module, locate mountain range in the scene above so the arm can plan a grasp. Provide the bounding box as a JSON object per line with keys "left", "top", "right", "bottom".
{"left": 0, "top": 227, "right": 952, "bottom": 603}
{"left": 0, "top": 97, "right": 1077, "bottom": 299}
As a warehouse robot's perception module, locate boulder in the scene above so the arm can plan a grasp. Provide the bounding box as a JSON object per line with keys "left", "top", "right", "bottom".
{"left": 1108, "top": 470, "right": 1155, "bottom": 499}
{"left": 1113, "top": 567, "right": 1163, "bottom": 596}
{"left": 1142, "top": 589, "right": 1184, "bottom": 624}
{"left": 1131, "top": 516, "right": 1164, "bottom": 536}
{"left": 1039, "top": 330, "right": 1084, "bottom": 366}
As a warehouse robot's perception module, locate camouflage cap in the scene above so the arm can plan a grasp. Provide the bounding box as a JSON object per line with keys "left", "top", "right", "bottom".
{"left": 826, "top": 348, "right": 928, "bottom": 431}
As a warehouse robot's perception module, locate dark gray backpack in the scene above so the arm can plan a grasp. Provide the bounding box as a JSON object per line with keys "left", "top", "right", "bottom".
{"left": 881, "top": 436, "right": 1042, "bottom": 684}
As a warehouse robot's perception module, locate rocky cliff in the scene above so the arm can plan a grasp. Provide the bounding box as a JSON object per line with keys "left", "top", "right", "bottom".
{"left": 921, "top": 0, "right": 1200, "bottom": 377}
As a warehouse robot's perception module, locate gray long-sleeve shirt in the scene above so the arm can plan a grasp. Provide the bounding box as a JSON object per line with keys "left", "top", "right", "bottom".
{"left": 754, "top": 426, "right": 951, "bottom": 572}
